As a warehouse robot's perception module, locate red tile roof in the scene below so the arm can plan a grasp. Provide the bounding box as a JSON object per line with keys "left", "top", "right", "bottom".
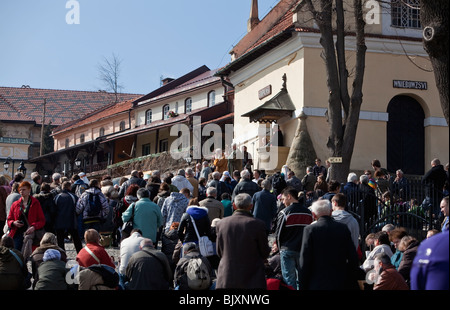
{"left": 52, "top": 97, "right": 140, "bottom": 135}
{"left": 0, "top": 86, "right": 142, "bottom": 126}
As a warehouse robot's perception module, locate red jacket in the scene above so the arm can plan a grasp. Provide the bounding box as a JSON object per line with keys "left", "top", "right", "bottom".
{"left": 76, "top": 243, "right": 115, "bottom": 268}
{"left": 7, "top": 196, "right": 46, "bottom": 238}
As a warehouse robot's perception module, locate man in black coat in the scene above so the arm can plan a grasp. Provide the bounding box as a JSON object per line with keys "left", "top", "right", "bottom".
{"left": 53, "top": 181, "right": 83, "bottom": 253}
{"left": 299, "top": 199, "right": 360, "bottom": 290}
{"left": 252, "top": 179, "right": 278, "bottom": 234}
{"left": 231, "top": 170, "right": 260, "bottom": 202}
{"left": 422, "top": 158, "right": 447, "bottom": 219}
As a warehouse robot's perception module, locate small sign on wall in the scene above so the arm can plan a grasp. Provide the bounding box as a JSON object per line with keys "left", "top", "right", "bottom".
{"left": 393, "top": 80, "right": 427, "bottom": 90}
{"left": 258, "top": 85, "right": 272, "bottom": 100}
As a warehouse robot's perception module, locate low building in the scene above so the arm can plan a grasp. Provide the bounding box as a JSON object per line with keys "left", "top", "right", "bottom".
{"left": 0, "top": 85, "right": 140, "bottom": 178}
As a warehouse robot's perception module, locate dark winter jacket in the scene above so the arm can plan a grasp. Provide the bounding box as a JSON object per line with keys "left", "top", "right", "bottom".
{"left": 422, "top": 164, "right": 447, "bottom": 194}
{"left": 34, "top": 191, "right": 56, "bottom": 232}
{"left": 231, "top": 179, "right": 260, "bottom": 202}
{"left": 53, "top": 189, "right": 78, "bottom": 230}
{"left": 275, "top": 202, "right": 313, "bottom": 252}
{"left": 178, "top": 206, "right": 211, "bottom": 243}
{"left": 0, "top": 246, "right": 27, "bottom": 290}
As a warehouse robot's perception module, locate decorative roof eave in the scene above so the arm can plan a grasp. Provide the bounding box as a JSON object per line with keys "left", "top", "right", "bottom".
{"left": 242, "top": 74, "right": 296, "bottom": 124}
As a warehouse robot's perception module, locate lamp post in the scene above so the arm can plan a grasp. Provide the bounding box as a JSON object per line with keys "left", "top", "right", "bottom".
{"left": 184, "top": 156, "right": 192, "bottom": 166}
{"left": 3, "top": 157, "right": 14, "bottom": 178}
{"left": 75, "top": 157, "right": 81, "bottom": 169}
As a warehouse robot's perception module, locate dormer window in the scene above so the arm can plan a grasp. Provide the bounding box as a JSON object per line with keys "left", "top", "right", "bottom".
{"left": 185, "top": 98, "right": 192, "bottom": 113}
{"left": 163, "top": 104, "right": 170, "bottom": 120}
{"left": 208, "top": 91, "right": 216, "bottom": 107}
{"left": 145, "top": 109, "right": 152, "bottom": 125}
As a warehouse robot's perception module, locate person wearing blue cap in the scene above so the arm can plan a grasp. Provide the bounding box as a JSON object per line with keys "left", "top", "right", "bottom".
{"left": 34, "top": 249, "right": 68, "bottom": 290}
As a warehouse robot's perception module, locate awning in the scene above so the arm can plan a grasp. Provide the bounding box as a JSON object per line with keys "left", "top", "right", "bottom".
{"left": 242, "top": 78, "right": 295, "bottom": 123}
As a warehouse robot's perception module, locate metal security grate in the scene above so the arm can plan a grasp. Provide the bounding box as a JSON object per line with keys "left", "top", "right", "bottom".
{"left": 391, "top": 0, "right": 421, "bottom": 29}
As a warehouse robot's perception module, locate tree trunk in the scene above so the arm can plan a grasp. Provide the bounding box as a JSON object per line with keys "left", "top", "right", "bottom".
{"left": 420, "top": 0, "right": 449, "bottom": 125}
{"left": 304, "top": 0, "right": 367, "bottom": 183}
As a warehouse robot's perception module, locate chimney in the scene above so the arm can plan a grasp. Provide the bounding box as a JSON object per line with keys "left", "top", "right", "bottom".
{"left": 161, "top": 77, "right": 174, "bottom": 86}
{"left": 247, "top": 0, "right": 260, "bottom": 32}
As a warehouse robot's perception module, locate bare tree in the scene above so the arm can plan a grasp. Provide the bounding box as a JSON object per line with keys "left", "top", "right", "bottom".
{"left": 302, "top": 0, "right": 367, "bottom": 182}
{"left": 420, "top": 0, "right": 449, "bottom": 125}
{"left": 98, "top": 53, "right": 124, "bottom": 102}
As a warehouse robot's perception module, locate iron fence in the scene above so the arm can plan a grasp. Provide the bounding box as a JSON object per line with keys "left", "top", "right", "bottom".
{"left": 343, "top": 177, "right": 445, "bottom": 254}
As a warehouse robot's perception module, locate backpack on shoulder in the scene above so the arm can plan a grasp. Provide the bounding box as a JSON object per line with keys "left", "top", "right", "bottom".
{"left": 88, "top": 264, "right": 119, "bottom": 289}
{"left": 86, "top": 192, "right": 102, "bottom": 217}
{"left": 186, "top": 257, "right": 211, "bottom": 290}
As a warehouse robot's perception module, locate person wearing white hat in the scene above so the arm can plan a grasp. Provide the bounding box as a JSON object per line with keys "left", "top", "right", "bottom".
{"left": 78, "top": 172, "right": 89, "bottom": 185}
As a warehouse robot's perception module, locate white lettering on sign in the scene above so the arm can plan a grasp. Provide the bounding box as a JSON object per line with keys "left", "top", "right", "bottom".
{"left": 393, "top": 80, "right": 427, "bottom": 90}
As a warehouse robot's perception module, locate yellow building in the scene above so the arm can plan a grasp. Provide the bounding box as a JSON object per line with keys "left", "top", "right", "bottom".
{"left": 217, "top": 0, "right": 448, "bottom": 177}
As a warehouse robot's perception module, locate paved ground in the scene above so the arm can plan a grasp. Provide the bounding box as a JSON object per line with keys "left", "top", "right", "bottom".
{"left": 64, "top": 240, "right": 121, "bottom": 266}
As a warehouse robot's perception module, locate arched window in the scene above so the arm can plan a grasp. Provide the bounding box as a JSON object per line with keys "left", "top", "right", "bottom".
{"left": 208, "top": 90, "right": 216, "bottom": 107}
{"left": 163, "top": 104, "right": 170, "bottom": 120}
{"left": 185, "top": 98, "right": 192, "bottom": 113}
{"left": 80, "top": 134, "right": 85, "bottom": 144}
{"left": 65, "top": 138, "right": 69, "bottom": 148}
{"left": 145, "top": 109, "right": 152, "bottom": 125}
{"left": 119, "top": 121, "right": 126, "bottom": 131}
{"left": 99, "top": 127, "right": 105, "bottom": 137}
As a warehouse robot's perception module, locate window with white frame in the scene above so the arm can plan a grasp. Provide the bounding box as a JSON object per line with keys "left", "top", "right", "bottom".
{"left": 99, "top": 127, "right": 105, "bottom": 137}
{"left": 391, "top": 0, "right": 421, "bottom": 29}
{"left": 145, "top": 109, "right": 152, "bottom": 125}
{"left": 80, "top": 134, "right": 85, "bottom": 144}
{"left": 185, "top": 98, "right": 192, "bottom": 113}
{"left": 208, "top": 90, "right": 216, "bottom": 107}
{"left": 163, "top": 104, "right": 170, "bottom": 120}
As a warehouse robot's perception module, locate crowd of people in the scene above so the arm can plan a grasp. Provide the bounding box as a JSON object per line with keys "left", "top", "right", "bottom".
{"left": 0, "top": 152, "right": 448, "bottom": 291}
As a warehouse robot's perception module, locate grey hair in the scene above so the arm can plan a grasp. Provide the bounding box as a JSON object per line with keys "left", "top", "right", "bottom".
{"left": 374, "top": 253, "right": 391, "bottom": 265}
{"left": 52, "top": 173, "right": 61, "bottom": 180}
{"left": 137, "top": 188, "right": 150, "bottom": 199}
{"left": 261, "top": 179, "right": 271, "bottom": 190}
{"left": 360, "top": 174, "right": 369, "bottom": 184}
{"left": 310, "top": 199, "right": 332, "bottom": 217}
{"left": 212, "top": 171, "right": 221, "bottom": 179}
{"left": 347, "top": 172, "right": 358, "bottom": 183}
{"left": 140, "top": 238, "right": 154, "bottom": 248}
{"left": 234, "top": 193, "right": 252, "bottom": 209}
{"left": 240, "top": 169, "right": 250, "bottom": 179}
{"left": 186, "top": 168, "right": 194, "bottom": 176}
{"left": 206, "top": 187, "right": 217, "bottom": 197}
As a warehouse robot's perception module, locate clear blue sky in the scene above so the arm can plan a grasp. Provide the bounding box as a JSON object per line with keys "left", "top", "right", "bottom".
{"left": 0, "top": 0, "right": 278, "bottom": 95}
